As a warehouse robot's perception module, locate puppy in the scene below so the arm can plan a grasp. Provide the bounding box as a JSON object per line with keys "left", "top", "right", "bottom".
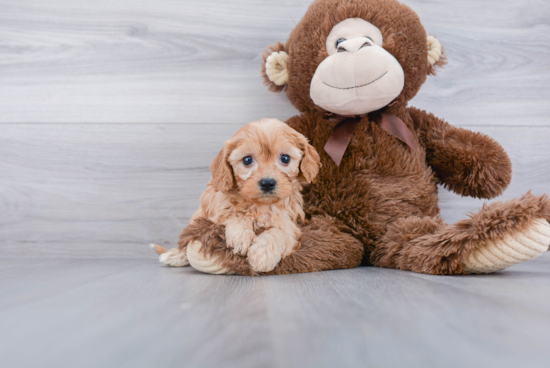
{"left": 153, "top": 118, "right": 320, "bottom": 272}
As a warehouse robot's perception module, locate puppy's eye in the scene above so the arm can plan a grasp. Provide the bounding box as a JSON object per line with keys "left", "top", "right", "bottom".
{"left": 242, "top": 156, "right": 253, "bottom": 166}
{"left": 336, "top": 38, "right": 346, "bottom": 48}
{"left": 280, "top": 154, "right": 291, "bottom": 165}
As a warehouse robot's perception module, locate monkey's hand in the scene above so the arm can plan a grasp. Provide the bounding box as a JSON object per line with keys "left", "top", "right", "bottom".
{"left": 408, "top": 106, "right": 511, "bottom": 199}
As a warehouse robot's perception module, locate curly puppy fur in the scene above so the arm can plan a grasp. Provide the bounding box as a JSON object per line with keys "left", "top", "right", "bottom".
{"left": 161, "top": 118, "right": 320, "bottom": 272}
{"left": 181, "top": 0, "right": 549, "bottom": 275}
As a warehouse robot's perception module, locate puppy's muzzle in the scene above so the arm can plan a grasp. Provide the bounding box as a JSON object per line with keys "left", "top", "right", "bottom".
{"left": 259, "top": 178, "right": 277, "bottom": 193}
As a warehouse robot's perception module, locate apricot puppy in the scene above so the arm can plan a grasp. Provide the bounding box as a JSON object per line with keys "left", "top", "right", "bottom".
{"left": 156, "top": 118, "right": 320, "bottom": 273}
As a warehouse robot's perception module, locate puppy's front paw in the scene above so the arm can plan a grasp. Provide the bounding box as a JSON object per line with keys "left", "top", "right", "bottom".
{"left": 226, "top": 228, "right": 256, "bottom": 256}
{"left": 247, "top": 235, "right": 282, "bottom": 272}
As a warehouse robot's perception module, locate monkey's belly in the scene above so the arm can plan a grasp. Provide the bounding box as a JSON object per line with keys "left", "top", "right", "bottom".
{"left": 303, "top": 168, "right": 440, "bottom": 246}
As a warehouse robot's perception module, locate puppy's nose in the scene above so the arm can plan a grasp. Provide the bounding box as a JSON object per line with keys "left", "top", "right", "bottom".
{"left": 259, "top": 178, "right": 277, "bottom": 193}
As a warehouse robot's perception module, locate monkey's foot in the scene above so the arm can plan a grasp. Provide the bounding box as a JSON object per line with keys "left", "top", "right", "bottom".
{"left": 463, "top": 219, "right": 550, "bottom": 274}
{"left": 158, "top": 247, "right": 190, "bottom": 267}
{"left": 187, "top": 240, "right": 236, "bottom": 275}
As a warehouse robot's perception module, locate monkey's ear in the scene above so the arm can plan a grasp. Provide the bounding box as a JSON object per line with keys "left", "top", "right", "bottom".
{"left": 427, "top": 36, "right": 446, "bottom": 76}
{"left": 261, "top": 42, "right": 289, "bottom": 92}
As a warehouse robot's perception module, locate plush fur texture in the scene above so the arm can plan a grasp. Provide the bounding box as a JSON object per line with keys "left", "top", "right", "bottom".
{"left": 159, "top": 119, "right": 320, "bottom": 272}
{"left": 281, "top": 0, "right": 444, "bottom": 113}
{"left": 182, "top": 215, "right": 364, "bottom": 276}
{"left": 371, "top": 192, "right": 550, "bottom": 274}
{"left": 181, "top": 0, "right": 550, "bottom": 276}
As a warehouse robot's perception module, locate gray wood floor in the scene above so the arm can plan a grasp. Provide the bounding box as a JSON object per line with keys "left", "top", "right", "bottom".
{"left": 1, "top": 0, "right": 550, "bottom": 367}
{"left": 1, "top": 255, "right": 550, "bottom": 368}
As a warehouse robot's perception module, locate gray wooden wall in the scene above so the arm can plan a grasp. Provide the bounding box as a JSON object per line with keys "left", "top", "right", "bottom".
{"left": 1, "top": 0, "right": 549, "bottom": 259}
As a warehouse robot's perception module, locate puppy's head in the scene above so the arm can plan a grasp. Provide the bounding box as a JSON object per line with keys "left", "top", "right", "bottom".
{"left": 210, "top": 118, "right": 320, "bottom": 204}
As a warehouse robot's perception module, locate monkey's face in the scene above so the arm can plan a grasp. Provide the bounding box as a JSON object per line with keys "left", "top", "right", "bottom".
{"left": 309, "top": 18, "right": 405, "bottom": 116}
{"left": 261, "top": 0, "right": 445, "bottom": 115}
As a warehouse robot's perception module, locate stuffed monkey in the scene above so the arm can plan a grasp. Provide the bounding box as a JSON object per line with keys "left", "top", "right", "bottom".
{"left": 169, "top": 0, "right": 550, "bottom": 275}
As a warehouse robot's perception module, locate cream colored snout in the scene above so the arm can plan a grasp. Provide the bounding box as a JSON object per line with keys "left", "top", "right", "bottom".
{"left": 310, "top": 36, "right": 405, "bottom": 116}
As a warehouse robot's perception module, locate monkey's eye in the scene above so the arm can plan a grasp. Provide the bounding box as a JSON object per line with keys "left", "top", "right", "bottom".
{"left": 335, "top": 38, "right": 346, "bottom": 48}
{"left": 280, "top": 154, "right": 291, "bottom": 165}
{"left": 242, "top": 156, "right": 253, "bottom": 166}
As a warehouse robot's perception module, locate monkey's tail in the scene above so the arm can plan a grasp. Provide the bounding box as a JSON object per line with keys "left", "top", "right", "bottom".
{"left": 150, "top": 243, "right": 168, "bottom": 255}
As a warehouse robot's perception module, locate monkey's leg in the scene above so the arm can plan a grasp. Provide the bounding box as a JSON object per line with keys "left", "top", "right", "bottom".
{"left": 186, "top": 215, "right": 364, "bottom": 275}
{"left": 157, "top": 248, "right": 189, "bottom": 267}
{"left": 371, "top": 193, "right": 550, "bottom": 275}
{"left": 155, "top": 222, "right": 202, "bottom": 267}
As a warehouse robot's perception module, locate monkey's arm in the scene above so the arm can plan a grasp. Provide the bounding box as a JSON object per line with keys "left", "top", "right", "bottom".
{"left": 408, "top": 106, "right": 511, "bottom": 199}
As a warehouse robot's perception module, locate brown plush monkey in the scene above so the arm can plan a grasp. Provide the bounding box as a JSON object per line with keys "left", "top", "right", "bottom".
{"left": 176, "top": 0, "right": 550, "bottom": 275}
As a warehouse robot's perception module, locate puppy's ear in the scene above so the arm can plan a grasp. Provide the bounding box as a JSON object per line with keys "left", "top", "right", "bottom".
{"left": 261, "top": 42, "right": 289, "bottom": 92}
{"left": 297, "top": 137, "right": 321, "bottom": 184}
{"left": 210, "top": 143, "right": 235, "bottom": 192}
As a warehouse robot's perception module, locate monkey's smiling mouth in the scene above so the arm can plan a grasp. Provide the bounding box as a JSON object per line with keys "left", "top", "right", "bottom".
{"left": 323, "top": 71, "right": 388, "bottom": 90}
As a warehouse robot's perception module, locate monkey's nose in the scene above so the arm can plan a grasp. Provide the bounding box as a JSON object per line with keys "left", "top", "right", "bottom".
{"left": 259, "top": 178, "right": 277, "bottom": 193}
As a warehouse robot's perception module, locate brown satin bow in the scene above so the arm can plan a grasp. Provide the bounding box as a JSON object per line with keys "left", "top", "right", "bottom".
{"left": 324, "top": 112, "right": 416, "bottom": 166}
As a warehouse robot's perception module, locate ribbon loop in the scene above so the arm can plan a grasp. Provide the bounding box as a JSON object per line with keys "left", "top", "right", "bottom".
{"left": 323, "top": 113, "right": 415, "bottom": 166}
